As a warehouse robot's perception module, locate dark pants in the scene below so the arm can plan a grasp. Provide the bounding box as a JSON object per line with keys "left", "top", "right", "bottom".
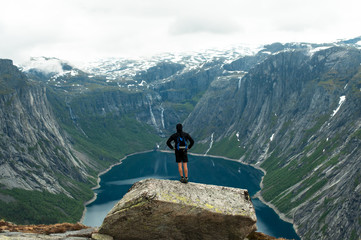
{"left": 175, "top": 150, "right": 188, "bottom": 163}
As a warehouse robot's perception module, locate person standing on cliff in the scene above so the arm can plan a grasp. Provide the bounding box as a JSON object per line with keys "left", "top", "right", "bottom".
{"left": 166, "top": 123, "right": 194, "bottom": 183}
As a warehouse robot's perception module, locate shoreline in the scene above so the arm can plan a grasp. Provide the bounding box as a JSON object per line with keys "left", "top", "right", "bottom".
{"left": 193, "top": 151, "right": 299, "bottom": 234}
{"left": 80, "top": 149, "right": 298, "bottom": 235}
{"left": 198, "top": 152, "right": 296, "bottom": 225}
{"left": 79, "top": 149, "right": 154, "bottom": 223}
{"left": 148, "top": 150, "right": 295, "bottom": 225}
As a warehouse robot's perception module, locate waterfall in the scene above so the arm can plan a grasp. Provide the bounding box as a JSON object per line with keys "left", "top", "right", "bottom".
{"left": 66, "top": 101, "right": 76, "bottom": 121}
{"left": 146, "top": 94, "right": 158, "bottom": 129}
{"left": 149, "top": 102, "right": 158, "bottom": 128}
{"left": 238, "top": 76, "right": 243, "bottom": 89}
{"left": 66, "top": 99, "right": 88, "bottom": 137}
{"left": 204, "top": 133, "right": 214, "bottom": 156}
{"left": 146, "top": 94, "right": 165, "bottom": 135}
{"left": 160, "top": 105, "right": 165, "bottom": 129}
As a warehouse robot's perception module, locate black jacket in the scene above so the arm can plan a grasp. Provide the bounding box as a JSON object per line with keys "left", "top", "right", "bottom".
{"left": 166, "top": 131, "right": 194, "bottom": 151}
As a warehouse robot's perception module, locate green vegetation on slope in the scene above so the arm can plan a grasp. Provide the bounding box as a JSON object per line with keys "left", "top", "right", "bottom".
{"left": 260, "top": 121, "right": 348, "bottom": 216}
{"left": 75, "top": 115, "right": 161, "bottom": 162}
{"left": 47, "top": 88, "right": 162, "bottom": 166}
{"left": 0, "top": 189, "right": 83, "bottom": 224}
{"left": 0, "top": 165, "right": 95, "bottom": 225}
{"left": 207, "top": 134, "right": 246, "bottom": 159}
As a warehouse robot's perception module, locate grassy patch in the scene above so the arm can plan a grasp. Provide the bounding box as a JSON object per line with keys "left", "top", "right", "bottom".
{"left": 318, "top": 68, "right": 353, "bottom": 92}
{"left": 62, "top": 115, "right": 161, "bottom": 166}
{"left": 191, "top": 142, "right": 210, "bottom": 155}
{"left": 0, "top": 189, "right": 83, "bottom": 225}
{"left": 164, "top": 90, "right": 205, "bottom": 116}
{"left": 350, "top": 128, "right": 361, "bottom": 140}
{"left": 300, "top": 114, "right": 329, "bottom": 147}
{"left": 261, "top": 137, "right": 337, "bottom": 212}
{"left": 350, "top": 229, "right": 359, "bottom": 240}
{"left": 208, "top": 134, "right": 246, "bottom": 159}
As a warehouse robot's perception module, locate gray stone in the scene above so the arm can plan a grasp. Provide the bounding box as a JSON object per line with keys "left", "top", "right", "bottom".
{"left": 0, "top": 227, "right": 96, "bottom": 240}
{"left": 51, "top": 227, "right": 96, "bottom": 238}
{"left": 91, "top": 233, "right": 114, "bottom": 240}
{"left": 0, "top": 232, "right": 63, "bottom": 239}
{"left": 99, "top": 178, "right": 257, "bottom": 240}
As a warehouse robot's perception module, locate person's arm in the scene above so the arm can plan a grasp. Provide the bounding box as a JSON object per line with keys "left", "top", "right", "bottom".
{"left": 187, "top": 134, "right": 194, "bottom": 150}
{"left": 166, "top": 135, "right": 175, "bottom": 150}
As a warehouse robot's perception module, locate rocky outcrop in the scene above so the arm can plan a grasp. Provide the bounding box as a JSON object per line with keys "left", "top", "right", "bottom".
{"left": 0, "top": 59, "right": 27, "bottom": 94}
{"left": 0, "top": 220, "right": 95, "bottom": 240}
{"left": 99, "top": 178, "right": 257, "bottom": 240}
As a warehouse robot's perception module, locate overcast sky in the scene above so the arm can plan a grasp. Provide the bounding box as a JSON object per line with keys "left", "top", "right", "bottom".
{"left": 1, "top": 0, "right": 360, "bottom": 64}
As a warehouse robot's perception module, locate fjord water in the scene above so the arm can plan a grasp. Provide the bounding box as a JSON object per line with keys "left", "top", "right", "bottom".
{"left": 83, "top": 151, "right": 300, "bottom": 240}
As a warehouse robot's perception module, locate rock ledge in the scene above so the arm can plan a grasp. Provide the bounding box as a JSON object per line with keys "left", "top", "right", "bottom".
{"left": 99, "top": 178, "right": 257, "bottom": 240}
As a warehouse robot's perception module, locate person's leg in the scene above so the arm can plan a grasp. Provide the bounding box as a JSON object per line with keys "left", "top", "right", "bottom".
{"left": 178, "top": 162, "right": 183, "bottom": 177}
{"left": 183, "top": 162, "right": 188, "bottom": 178}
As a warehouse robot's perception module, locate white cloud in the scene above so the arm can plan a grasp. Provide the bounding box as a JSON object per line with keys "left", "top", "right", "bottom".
{"left": 169, "top": 14, "right": 241, "bottom": 35}
{"left": 0, "top": 0, "right": 360, "bottom": 65}
{"left": 22, "top": 57, "right": 65, "bottom": 74}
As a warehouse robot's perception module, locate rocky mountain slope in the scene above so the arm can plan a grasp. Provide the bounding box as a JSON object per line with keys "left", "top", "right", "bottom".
{"left": 0, "top": 59, "right": 98, "bottom": 224}
{"left": 183, "top": 43, "right": 361, "bottom": 240}
{"left": 1, "top": 37, "right": 360, "bottom": 239}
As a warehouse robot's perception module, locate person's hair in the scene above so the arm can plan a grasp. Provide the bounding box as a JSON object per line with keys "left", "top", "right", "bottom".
{"left": 176, "top": 123, "right": 182, "bottom": 132}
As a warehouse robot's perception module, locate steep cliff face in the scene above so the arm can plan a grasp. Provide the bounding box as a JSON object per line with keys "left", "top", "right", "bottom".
{"left": 185, "top": 46, "right": 361, "bottom": 240}
{"left": 0, "top": 59, "right": 96, "bottom": 224}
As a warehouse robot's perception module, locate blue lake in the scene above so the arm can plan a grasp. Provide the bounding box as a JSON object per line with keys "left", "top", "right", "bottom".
{"left": 83, "top": 151, "right": 300, "bottom": 240}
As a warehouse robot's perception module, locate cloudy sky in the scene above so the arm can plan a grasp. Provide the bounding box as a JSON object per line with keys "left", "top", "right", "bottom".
{"left": 1, "top": 0, "right": 360, "bottom": 64}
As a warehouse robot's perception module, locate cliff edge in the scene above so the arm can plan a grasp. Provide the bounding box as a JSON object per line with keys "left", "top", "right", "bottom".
{"left": 0, "top": 179, "right": 291, "bottom": 240}
{"left": 99, "top": 178, "right": 257, "bottom": 240}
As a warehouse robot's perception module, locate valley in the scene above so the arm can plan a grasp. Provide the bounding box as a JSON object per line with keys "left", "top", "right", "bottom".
{"left": 1, "top": 37, "right": 361, "bottom": 239}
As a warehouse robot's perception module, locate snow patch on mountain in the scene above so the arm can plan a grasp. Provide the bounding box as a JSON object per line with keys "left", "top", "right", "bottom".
{"left": 270, "top": 133, "right": 275, "bottom": 142}
{"left": 78, "top": 45, "right": 260, "bottom": 80}
{"left": 308, "top": 46, "right": 332, "bottom": 56}
{"left": 51, "top": 70, "right": 78, "bottom": 80}
{"left": 236, "top": 132, "right": 240, "bottom": 142}
{"left": 331, "top": 96, "right": 346, "bottom": 117}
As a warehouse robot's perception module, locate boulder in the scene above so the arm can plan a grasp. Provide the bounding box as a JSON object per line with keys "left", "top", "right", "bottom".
{"left": 99, "top": 178, "right": 257, "bottom": 240}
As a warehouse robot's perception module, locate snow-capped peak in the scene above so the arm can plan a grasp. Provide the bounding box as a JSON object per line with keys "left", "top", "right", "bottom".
{"left": 77, "top": 44, "right": 261, "bottom": 80}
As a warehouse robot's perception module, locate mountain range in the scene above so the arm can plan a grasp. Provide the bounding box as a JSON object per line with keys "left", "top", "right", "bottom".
{"left": 1, "top": 37, "right": 361, "bottom": 240}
